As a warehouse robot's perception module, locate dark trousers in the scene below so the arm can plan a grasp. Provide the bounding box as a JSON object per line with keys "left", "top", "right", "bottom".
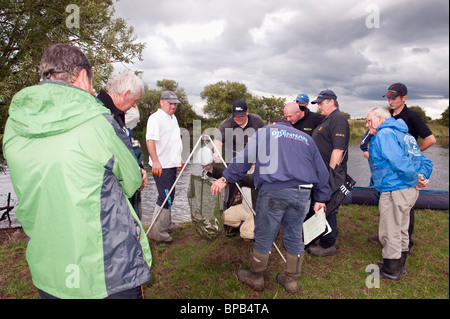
{"left": 37, "top": 286, "right": 144, "bottom": 299}
{"left": 152, "top": 167, "right": 177, "bottom": 209}
{"left": 305, "top": 190, "right": 338, "bottom": 249}
{"left": 319, "top": 210, "right": 338, "bottom": 248}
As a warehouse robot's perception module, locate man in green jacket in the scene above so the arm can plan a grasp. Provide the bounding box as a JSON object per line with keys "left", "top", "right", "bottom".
{"left": 2, "top": 44, "right": 152, "bottom": 299}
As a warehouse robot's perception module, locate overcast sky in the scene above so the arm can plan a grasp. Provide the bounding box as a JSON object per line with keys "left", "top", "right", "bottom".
{"left": 113, "top": 0, "right": 449, "bottom": 119}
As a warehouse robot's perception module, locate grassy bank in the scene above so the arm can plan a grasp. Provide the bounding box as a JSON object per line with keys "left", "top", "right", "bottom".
{"left": 348, "top": 119, "right": 449, "bottom": 140}
{"left": 0, "top": 204, "right": 448, "bottom": 299}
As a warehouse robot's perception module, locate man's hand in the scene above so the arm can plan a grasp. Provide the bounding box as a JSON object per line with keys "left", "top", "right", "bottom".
{"left": 313, "top": 202, "right": 326, "bottom": 216}
{"left": 151, "top": 162, "right": 162, "bottom": 178}
{"left": 138, "top": 168, "right": 147, "bottom": 191}
{"left": 211, "top": 178, "right": 227, "bottom": 196}
{"left": 416, "top": 174, "right": 429, "bottom": 190}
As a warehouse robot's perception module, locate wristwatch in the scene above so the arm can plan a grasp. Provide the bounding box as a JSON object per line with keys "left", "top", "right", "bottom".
{"left": 220, "top": 177, "right": 228, "bottom": 184}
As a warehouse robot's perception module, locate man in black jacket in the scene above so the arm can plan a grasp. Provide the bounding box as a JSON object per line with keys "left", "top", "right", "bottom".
{"left": 97, "top": 71, "right": 148, "bottom": 207}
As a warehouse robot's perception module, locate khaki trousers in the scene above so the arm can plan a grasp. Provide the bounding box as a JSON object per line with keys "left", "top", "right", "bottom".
{"left": 224, "top": 203, "right": 255, "bottom": 239}
{"left": 378, "top": 187, "right": 419, "bottom": 259}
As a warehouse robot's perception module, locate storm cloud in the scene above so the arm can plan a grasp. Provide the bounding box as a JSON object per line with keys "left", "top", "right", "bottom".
{"left": 114, "top": 0, "right": 449, "bottom": 119}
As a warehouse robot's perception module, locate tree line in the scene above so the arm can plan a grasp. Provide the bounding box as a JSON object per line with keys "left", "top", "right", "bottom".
{"left": 133, "top": 79, "right": 287, "bottom": 140}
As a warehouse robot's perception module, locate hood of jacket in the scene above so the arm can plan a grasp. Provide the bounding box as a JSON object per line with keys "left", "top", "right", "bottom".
{"left": 7, "top": 80, "right": 109, "bottom": 138}
{"left": 376, "top": 117, "right": 408, "bottom": 135}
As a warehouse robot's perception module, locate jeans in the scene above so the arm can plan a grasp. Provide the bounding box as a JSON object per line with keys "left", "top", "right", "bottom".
{"left": 254, "top": 187, "right": 311, "bottom": 255}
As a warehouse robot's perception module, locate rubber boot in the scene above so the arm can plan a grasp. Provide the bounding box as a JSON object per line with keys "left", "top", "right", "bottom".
{"left": 148, "top": 205, "right": 173, "bottom": 243}
{"left": 276, "top": 253, "right": 304, "bottom": 294}
{"left": 400, "top": 251, "right": 408, "bottom": 275}
{"left": 168, "top": 209, "right": 183, "bottom": 233}
{"left": 379, "top": 258, "right": 401, "bottom": 281}
{"left": 237, "top": 250, "right": 270, "bottom": 291}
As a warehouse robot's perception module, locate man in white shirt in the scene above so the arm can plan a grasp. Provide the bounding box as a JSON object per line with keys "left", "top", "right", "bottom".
{"left": 146, "top": 90, "right": 184, "bottom": 243}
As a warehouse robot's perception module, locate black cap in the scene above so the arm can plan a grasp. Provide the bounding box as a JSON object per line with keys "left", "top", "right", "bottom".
{"left": 232, "top": 100, "right": 248, "bottom": 116}
{"left": 382, "top": 83, "right": 407, "bottom": 98}
{"left": 311, "top": 90, "right": 337, "bottom": 104}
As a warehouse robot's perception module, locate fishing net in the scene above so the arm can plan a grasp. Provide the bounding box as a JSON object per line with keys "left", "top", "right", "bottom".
{"left": 187, "top": 174, "right": 225, "bottom": 240}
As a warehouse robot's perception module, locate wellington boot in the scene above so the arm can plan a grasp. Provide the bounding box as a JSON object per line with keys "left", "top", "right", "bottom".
{"left": 400, "top": 251, "right": 408, "bottom": 275}
{"left": 237, "top": 250, "right": 270, "bottom": 292}
{"left": 148, "top": 205, "right": 173, "bottom": 243}
{"left": 168, "top": 209, "right": 183, "bottom": 233}
{"left": 379, "top": 258, "right": 401, "bottom": 281}
{"left": 276, "top": 253, "right": 304, "bottom": 294}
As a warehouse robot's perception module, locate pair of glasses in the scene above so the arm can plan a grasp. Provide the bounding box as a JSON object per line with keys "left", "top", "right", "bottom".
{"left": 366, "top": 117, "right": 375, "bottom": 125}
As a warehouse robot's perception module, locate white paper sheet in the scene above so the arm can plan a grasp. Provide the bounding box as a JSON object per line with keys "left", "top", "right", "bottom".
{"left": 303, "top": 208, "right": 332, "bottom": 245}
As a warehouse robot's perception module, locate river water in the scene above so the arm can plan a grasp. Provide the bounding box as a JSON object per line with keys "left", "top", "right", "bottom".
{"left": 1, "top": 139, "right": 448, "bottom": 228}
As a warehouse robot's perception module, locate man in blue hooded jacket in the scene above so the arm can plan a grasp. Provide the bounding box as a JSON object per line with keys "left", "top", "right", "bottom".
{"left": 366, "top": 107, "right": 433, "bottom": 281}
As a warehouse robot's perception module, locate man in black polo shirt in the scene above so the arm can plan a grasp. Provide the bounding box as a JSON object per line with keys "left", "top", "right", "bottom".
{"left": 383, "top": 83, "right": 436, "bottom": 150}
{"left": 283, "top": 94, "right": 323, "bottom": 136}
{"left": 309, "top": 90, "right": 350, "bottom": 257}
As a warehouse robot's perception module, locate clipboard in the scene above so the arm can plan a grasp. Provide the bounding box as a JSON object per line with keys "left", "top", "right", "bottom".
{"left": 303, "top": 207, "right": 332, "bottom": 245}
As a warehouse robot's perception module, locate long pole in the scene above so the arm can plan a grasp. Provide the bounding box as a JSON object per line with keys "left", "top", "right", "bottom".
{"left": 145, "top": 134, "right": 204, "bottom": 236}
{"left": 144, "top": 134, "right": 286, "bottom": 263}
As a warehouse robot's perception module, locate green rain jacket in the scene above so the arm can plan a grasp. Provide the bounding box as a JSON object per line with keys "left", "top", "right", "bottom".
{"left": 2, "top": 80, "right": 152, "bottom": 299}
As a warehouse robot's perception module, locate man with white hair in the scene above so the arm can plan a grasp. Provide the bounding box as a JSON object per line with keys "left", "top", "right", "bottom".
{"left": 97, "top": 71, "right": 144, "bottom": 133}
{"left": 97, "top": 71, "right": 147, "bottom": 194}
{"left": 365, "top": 106, "right": 433, "bottom": 281}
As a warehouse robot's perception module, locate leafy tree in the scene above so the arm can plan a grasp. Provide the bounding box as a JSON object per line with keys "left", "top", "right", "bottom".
{"left": 341, "top": 111, "right": 351, "bottom": 119}
{"left": 440, "top": 106, "right": 449, "bottom": 126}
{"left": 200, "top": 81, "right": 289, "bottom": 126}
{"left": 133, "top": 79, "right": 199, "bottom": 140}
{"left": 0, "top": 0, "right": 145, "bottom": 165}
{"left": 200, "top": 80, "right": 252, "bottom": 124}
{"left": 250, "top": 95, "right": 286, "bottom": 123}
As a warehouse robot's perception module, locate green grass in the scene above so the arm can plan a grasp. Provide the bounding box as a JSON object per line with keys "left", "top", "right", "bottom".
{"left": 143, "top": 204, "right": 448, "bottom": 299}
{"left": 0, "top": 204, "right": 448, "bottom": 299}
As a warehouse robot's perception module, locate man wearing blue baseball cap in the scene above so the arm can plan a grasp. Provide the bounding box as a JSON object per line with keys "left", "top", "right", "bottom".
{"left": 284, "top": 93, "right": 323, "bottom": 136}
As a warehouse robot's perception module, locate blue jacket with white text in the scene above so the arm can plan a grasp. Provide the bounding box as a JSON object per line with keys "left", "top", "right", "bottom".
{"left": 222, "top": 122, "right": 331, "bottom": 203}
{"left": 368, "top": 118, "right": 433, "bottom": 193}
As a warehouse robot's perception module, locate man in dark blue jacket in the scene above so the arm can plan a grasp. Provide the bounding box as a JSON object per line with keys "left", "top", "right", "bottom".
{"left": 211, "top": 119, "right": 331, "bottom": 294}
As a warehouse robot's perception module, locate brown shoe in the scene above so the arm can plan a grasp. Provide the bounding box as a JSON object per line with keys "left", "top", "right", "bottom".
{"left": 307, "top": 245, "right": 336, "bottom": 257}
